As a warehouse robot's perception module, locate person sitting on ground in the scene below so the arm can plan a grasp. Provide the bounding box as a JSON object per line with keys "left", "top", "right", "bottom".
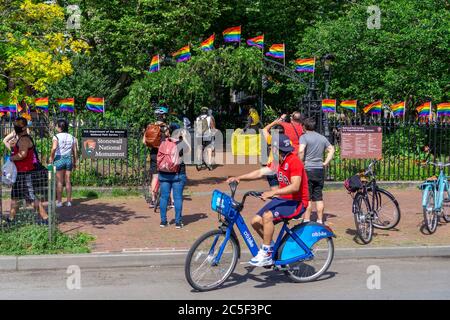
{"left": 9, "top": 117, "right": 48, "bottom": 224}
{"left": 194, "top": 106, "right": 215, "bottom": 170}
{"left": 299, "top": 117, "right": 335, "bottom": 225}
{"left": 49, "top": 119, "right": 78, "bottom": 208}
{"left": 226, "top": 134, "right": 309, "bottom": 267}
{"left": 243, "top": 107, "right": 262, "bottom": 132}
{"left": 158, "top": 123, "right": 190, "bottom": 229}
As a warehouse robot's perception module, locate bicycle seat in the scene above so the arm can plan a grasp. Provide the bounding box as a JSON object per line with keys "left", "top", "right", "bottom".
{"left": 273, "top": 204, "right": 306, "bottom": 225}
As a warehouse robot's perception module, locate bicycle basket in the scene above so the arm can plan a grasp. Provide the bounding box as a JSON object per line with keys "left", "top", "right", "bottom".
{"left": 211, "top": 190, "right": 233, "bottom": 217}
{"left": 344, "top": 175, "right": 363, "bottom": 192}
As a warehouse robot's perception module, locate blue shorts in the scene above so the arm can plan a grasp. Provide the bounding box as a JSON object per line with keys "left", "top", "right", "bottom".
{"left": 256, "top": 198, "right": 305, "bottom": 223}
{"left": 54, "top": 155, "right": 73, "bottom": 171}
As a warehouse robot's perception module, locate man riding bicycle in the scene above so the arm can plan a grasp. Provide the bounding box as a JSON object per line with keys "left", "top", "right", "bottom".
{"left": 227, "top": 134, "right": 309, "bottom": 267}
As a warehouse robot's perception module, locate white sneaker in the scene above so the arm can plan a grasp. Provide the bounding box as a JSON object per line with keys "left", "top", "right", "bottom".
{"left": 56, "top": 202, "right": 63, "bottom": 208}
{"left": 66, "top": 202, "right": 72, "bottom": 207}
{"left": 249, "top": 246, "right": 273, "bottom": 267}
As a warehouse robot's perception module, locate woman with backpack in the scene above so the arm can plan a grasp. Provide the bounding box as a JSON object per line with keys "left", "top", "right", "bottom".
{"left": 157, "top": 123, "right": 190, "bottom": 229}
{"left": 49, "top": 119, "right": 78, "bottom": 208}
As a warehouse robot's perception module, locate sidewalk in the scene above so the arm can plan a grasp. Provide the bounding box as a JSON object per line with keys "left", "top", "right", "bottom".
{"left": 56, "top": 164, "right": 450, "bottom": 253}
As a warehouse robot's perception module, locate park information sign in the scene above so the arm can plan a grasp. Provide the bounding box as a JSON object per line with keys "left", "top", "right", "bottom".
{"left": 340, "top": 126, "right": 382, "bottom": 159}
{"left": 81, "top": 129, "right": 127, "bottom": 159}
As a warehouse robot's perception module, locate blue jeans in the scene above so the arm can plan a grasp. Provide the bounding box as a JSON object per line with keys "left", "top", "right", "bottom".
{"left": 158, "top": 172, "right": 187, "bottom": 224}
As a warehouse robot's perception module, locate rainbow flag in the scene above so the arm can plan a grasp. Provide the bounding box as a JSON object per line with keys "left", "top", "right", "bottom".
{"left": 416, "top": 102, "right": 431, "bottom": 117}
{"left": 200, "top": 34, "right": 215, "bottom": 51}
{"left": 86, "top": 97, "right": 105, "bottom": 113}
{"left": 149, "top": 55, "right": 160, "bottom": 73}
{"left": 265, "top": 44, "right": 285, "bottom": 59}
{"left": 340, "top": 100, "right": 357, "bottom": 113}
{"left": 34, "top": 97, "right": 49, "bottom": 112}
{"left": 390, "top": 101, "right": 405, "bottom": 117}
{"left": 322, "top": 99, "right": 336, "bottom": 113}
{"left": 223, "top": 26, "right": 241, "bottom": 43}
{"left": 364, "top": 100, "right": 382, "bottom": 114}
{"left": 246, "top": 35, "right": 264, "bottom": 49}
{"left": 295, "top": 58, "right": 315, "bottom": 73}
{"left": 57, "top": 98, "right": 75, "bottom": 113}
{"left": 172, "top": 45, "right": 191, "bottom": 62}
{"left": 0, "top": 103, "right": 18, "bottom": 113}
{"left": 437, "top": 102, "right": 450, "bottom": 117}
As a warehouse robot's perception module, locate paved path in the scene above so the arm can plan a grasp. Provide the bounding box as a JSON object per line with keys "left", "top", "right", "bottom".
{"left": 1, "top": 257, "right": 449, "bottom": 299}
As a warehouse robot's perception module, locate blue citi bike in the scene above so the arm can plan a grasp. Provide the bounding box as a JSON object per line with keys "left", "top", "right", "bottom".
{"left": 420, "top": 161, "right": 450, "bottom": 234}
{"left": 184, "top": 181, "right": 336, "bottom": 291}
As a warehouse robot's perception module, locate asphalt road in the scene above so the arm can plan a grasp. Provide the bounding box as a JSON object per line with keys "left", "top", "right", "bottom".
{"left": 1, "top": 257, "right": 449, "bottom": 300}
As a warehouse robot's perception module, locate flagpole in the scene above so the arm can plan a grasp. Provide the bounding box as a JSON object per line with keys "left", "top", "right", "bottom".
{"left": 283, "top": 43, "right": 285, "bottom": 67}
{"left": 103, "top": 97, "right": 105, "bottom": 119}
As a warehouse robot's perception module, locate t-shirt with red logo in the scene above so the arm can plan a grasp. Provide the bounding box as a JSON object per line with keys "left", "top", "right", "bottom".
{"left": 277, "top": 153, "right": 309, "bottom": 207}
{"left": 280, "top": 122, "right": 303, "bottom": 154}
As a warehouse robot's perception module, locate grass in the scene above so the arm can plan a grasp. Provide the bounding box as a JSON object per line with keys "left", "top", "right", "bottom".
{"left": 0, "top": 224, "right": 95, "bottom": 255}
{"left": 63, "top": 188, "right": 142, "bottom": 199}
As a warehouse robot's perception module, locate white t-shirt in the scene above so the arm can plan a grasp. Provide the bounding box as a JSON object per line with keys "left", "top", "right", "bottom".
{"left": 53, "top": 132, "right": 76, "bottom": 157}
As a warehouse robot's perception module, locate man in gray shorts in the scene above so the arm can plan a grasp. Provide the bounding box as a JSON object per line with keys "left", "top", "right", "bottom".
{"left": 298, "top": 117, "right": 335, "bottom": 224}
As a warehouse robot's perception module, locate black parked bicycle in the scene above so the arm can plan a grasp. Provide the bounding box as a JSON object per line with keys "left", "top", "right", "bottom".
{"left": 344, "top": 160, "right": 401, "bottom": 244}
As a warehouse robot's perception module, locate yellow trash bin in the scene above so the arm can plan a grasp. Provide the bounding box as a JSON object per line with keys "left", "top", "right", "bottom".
{"left": 231, "top": 129, "right": 261, "bottom": 156}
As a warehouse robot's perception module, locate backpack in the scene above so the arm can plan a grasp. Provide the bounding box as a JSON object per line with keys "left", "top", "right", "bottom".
{"left": 157, "top": 138, "right": 180, "bottom": 173}
{"left": 195, "top": 115, "right": 210, "bottom": 137}
{"left": 144, "top": 123, "right": 164, "bottom": 148}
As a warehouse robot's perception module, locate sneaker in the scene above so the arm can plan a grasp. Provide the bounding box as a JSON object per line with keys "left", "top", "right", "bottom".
{"left": 149, "top": 200, "right": 155, "bottom": 208}
{"left": 56, "top": 202, "right": 63, "bottom": 208}
{"left": 39, "top": 219, "right": 49, "bottom": 226}
{"left": 168, "top": 200, "right": 175, "bottom": 209}
{"left": 160, "top": 221, "right": 168, "bottom": 228}
{"left": 66, "top": 202, "right": 72, "bottom": 207}
{"left": 249, "top": 245, "right": 273, "bottom": 267}
{"left": 175, "top": 222, "right": 183, "bottom": 229}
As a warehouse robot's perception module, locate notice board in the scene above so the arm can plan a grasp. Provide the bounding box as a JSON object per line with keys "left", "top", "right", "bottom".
{"left": 340, "top": 126, "right": 382, "bottom": 159}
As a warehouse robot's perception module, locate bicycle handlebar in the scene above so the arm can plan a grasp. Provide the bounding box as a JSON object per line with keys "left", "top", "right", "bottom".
{"left": 426, "top": 161, "right": 450, "bottom": 168}
{"left": 228, "top": 182, "right": 263, "bottom": 210}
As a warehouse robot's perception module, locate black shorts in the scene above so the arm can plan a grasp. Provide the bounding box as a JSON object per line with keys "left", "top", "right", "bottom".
{"left": 306, "top": 169, "right": 325, "bottom": 201}
{"left": 11, "top": 172, "right": 36, "bottom": 202}
{"left": 150, "top": 153, "right": 158, "bottom": 174}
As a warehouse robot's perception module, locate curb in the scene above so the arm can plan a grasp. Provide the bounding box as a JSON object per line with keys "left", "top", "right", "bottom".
{"left": 1, "top": 245, "right": 450, "bottom": 271}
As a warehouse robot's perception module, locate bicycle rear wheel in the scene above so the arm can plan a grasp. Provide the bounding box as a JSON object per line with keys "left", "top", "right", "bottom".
{"left": 423, "top": 188, "right": 438, "bottom": 233}
{"left": 142, "top": 174, "right": 152, "bottom": 204}
{"left": 283, "top": 237, "right": 334, "bottom": 283}
{"left": 185, "top": 229, "right": 239, "bottom": 292}
{"left": 353, "top": 193, "right": 373, "bottom": 244}
{"left": 153, "top": 188, "right": 161, "bottom": 213}
{"left": 367, "top": 187, "right": 401, "bottom": 229}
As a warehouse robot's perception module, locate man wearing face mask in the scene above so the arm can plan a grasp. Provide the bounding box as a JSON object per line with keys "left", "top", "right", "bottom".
{"left": 226, "top": 134, "right": 309, "bottom": 267}
{"left": 8, "top": 117, "right": 48, "bottom": 224}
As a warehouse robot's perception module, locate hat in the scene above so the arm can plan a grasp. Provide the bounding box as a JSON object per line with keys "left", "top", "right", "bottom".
{"left": 200, "top": 106, "right": 208, "bottom": 112}
{"left": 271, "top": 134, "right": 294, "bottom": 153}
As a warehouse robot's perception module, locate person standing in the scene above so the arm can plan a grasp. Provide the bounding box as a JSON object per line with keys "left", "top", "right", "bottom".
{"left": 195, "top": 106, "right": 215, "bottom": 170}
{"left": 279, "top": 111, "right": 304, "bottom": 155}
{"left": 49, "top": 119, "right": 78, "bottom": 208}
{"left": 158, "top": 124, "right": 190, "bottom": 229}
{"left": 298, "top": 117, "right": 335, "bottom": 224}
{"left": 9, "top": 117, "right": 48, "bottom": 223}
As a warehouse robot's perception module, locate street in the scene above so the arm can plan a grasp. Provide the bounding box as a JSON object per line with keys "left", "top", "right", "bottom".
{"left": 1, "top": 257, "right": 449, "bottom": 299}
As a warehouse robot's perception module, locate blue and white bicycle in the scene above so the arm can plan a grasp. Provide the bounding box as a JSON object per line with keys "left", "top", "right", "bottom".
{"left": 420, "top": 161, "right": 450, "bottom": 234}
{"left": 185, "top": 182, "right": 336, "bottom": 291}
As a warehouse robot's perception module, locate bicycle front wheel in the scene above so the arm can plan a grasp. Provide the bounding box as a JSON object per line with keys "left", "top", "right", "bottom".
{"left": 423, "top": 188, "right": 438, "bottom": 234}
{"left": 185, "top": 229, "right": 239, "bottom": 292}
{"left": 353, "top": 193, "right": 373, "bottom": 244}
{"left": 153, "top": 189, "right": 161, "bottom": 213}
{"left": 368, "top": 187, "right": 401, "bottom": 230}
{"left": 283, "top": 237, "right": 334, "bottom": 283}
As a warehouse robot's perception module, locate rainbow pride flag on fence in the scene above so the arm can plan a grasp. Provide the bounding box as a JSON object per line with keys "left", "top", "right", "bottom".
{"left": 0, "top": 103, "right": 18, "bottom": 113}
{"left": 265, "top": 44, "right": 284, "bottom": 59}
{"left": 200, "top": 34, "right": 215, "bottom": 51}
{"left": 295, "top": 58, "right": 315, "bottom": 73}
{"left": 364, "top": 100, "right": 382, "bottom": 115}
{"left": 416, "top": 102, "right": 431, "bottom": 117}
{"left": 223, "top": 26, "right": 241, "bottom": 43}
{"left": 390, "top": 101, "right": 405, "bottom": 117}
{"left": 34, "top": 97, "right": 49, "bottom": 112}
{"left": 246, "top": 35, "right": 264, "bottom": 49}
{"left": 339, "top": 100, "right": 357, "bottom": 113}
{"left": 437, "top": 102, "right": 450, "bottom": 117}
{"left": 149, "top": 55, "right": 160, "bottom": 72}
{"left": 86, "top": 97, "right": 105, "bottom": 113}
{"left": 322, "top": 99, "right": 336, "bottom": 113}
{"left": 57, "top": 98, "right": 75, "bottom": 113}
{"left": 172, "top": 45, "right": 191, "bottom": 62}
